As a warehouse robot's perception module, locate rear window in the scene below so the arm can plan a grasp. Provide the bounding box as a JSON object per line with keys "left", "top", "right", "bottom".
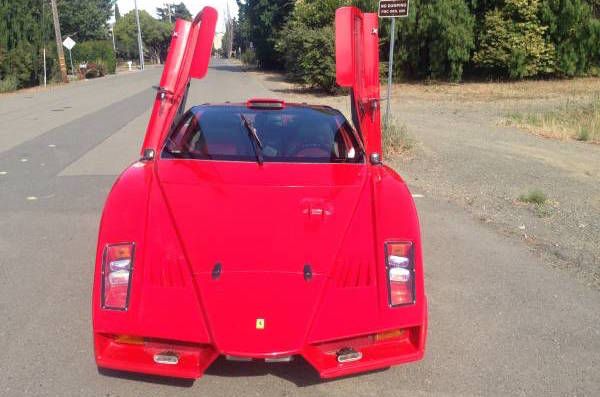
{"left": 162, "top": 105, "right": 364, "bottom": 164}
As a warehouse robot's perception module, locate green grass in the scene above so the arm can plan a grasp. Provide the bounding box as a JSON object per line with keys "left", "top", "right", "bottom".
{"left": 518, "top": 189, "right": 552, "bottom": 217}
{"left": 506, "top": 95, "right": 600, "bottom": 143}
{"left": 383, "top": 119, "right": 413, "bottom": 157}
{"left": 518, "top": 189, "right": 547, "bottom": 205}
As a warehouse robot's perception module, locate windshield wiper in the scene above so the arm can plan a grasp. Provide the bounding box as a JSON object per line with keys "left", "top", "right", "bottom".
{"left": 240, "top": 114, "right": 264, "bottom": 165}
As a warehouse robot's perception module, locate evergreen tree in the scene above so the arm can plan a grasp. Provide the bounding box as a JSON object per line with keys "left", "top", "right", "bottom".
{"left": 540, "top": 0, "right": 596, "bottom": 76}
{"left": 473, "top": 0, "right": 555, "bottom": 78}
{"left": 114, "top": 3, "right": 121, "bottom": 21}
{"left": 57, "top": 0, "right": 115, "bottom": 41}
{"left": 394, "top": 0, "right": 475, "bottom": 81}
{"left": 157, "top": 2, "right": 192, "bottom": 23}
{"left": 0, "top": 0, "right": 55, "bottom": 87}
{"left": 236, "top": 0, "right": 294, "bottom": 69}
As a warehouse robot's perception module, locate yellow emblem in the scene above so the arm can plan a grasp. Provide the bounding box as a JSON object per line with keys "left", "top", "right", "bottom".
{"left": 256, "top": 318, "right": 265, "bottom": 330}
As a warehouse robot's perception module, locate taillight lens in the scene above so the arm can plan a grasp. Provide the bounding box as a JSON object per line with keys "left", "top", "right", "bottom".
{"left": 102, "top": 243, "right": 134, "bottom": 310}
{"left": 385, "top": 242, "right": 415, "bottom": 306}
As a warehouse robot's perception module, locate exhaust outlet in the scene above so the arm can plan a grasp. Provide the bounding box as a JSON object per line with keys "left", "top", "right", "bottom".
{"left": 153, "top": 352, "right": 179, "bottom": 365}
{"left": 336, "top": 347, "right": 362, "bottom": 363}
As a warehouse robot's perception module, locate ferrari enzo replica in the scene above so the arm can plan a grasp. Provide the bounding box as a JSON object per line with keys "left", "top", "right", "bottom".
{"left": 92, "top": 6, "right": 427, "bottom": 380}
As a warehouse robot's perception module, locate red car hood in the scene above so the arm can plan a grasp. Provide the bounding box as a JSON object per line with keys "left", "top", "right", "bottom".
{"left": 156, "top": 159, "right": 370, "bottom": 355}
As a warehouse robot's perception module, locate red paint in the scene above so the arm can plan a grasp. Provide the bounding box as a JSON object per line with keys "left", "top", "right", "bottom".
{"left": 93, "top": 6, "right": 427, "bottom": 381}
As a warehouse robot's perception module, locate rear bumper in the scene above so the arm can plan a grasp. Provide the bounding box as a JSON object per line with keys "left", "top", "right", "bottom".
{"left": 95, "top": 321, "right": 426, "bottom": 380}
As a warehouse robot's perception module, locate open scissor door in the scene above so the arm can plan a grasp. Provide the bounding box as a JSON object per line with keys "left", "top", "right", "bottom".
{"left": 335, "top": 7, "right": 382, "bottom": 159}
{"left": 141, "top": 7, "right": 218, "bottom": 157}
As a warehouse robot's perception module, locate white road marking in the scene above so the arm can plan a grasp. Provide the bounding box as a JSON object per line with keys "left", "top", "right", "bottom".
{"left": 48, "top": 144, "right": 56, "bottom": 148}
{"left": 0, "top": 171, "right": 7, "bottom": 175}
{"left": 26, "top": 196, "right": 38, "bottom": 201}
{"left": 20, "top": 158, "right": 28, "bottom": 163}
{"left": 412, "top": 194, "right": 425, "bottom": 198}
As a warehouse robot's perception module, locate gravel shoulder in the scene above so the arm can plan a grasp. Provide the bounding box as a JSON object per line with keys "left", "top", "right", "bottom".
{"left": 250, "top": 70, "right": 600, "bottom": 288}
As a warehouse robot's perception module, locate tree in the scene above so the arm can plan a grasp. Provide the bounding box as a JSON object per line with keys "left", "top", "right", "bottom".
{"left": 157, "top": 2, "right": 192, "bottom": 23}
{"left": 114, "top": 2, "right": 121, "bottom": 21}
{"left": 57, "top": 0, "right": 115, "bottom": 41}
{"left": 0, "top": 0, "right": 56, "bottom": 87}
{"left": 473, "top": 0, "right": 555, "bottom": 78}
{"left": 540, "top": 0, "right": 596, "bottom": 76}
{"left": 393, "top": 0, "right": 475, "bottom": 81}
{"left": 276, "top": 0, "right": 348, "bottom": 91}
{"left": 113, "top": 10, "right": 171, "bottom": 63}
{"left": 236, "top": 0, "right": 295, "bottom": 69}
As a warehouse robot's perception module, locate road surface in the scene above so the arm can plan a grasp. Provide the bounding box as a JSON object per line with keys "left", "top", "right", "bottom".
{"left": 0, "top": 60, "right": 598, "bottom": 396}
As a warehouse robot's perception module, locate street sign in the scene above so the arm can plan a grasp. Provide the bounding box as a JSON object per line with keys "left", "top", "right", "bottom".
{"left": 62, "top": 36, "right": 76, "bottom": 50}
{"left": 62, "top": 37, "right": 76, "bottom": 77}
{"left": 379, "top": 0, "right": 410, "bottom": 126}
{"left": 378, "top": 0, "right": 409, "bottom": 18}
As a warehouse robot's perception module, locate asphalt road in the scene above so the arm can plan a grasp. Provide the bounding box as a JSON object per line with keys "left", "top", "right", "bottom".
{"left": 0, "top": 59, "right": 598, "bottom": 396}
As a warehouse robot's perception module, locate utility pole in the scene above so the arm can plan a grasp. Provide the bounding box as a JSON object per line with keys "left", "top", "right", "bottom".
{"left": 165, "top": 2, "right": 172, "bottom": 23}
{"left": 226, "top": 1, "right": 233, "bottom": 58}
{"left": 49, "top": 0, "right": 69, "bottom": 83}
{"left": 134, "top": 0, "right": 144, "bottom": 70}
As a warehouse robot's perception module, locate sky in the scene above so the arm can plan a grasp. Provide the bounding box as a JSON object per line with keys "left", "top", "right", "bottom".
{"left": 115, "top": 0, "right": 238, "bottom": 32}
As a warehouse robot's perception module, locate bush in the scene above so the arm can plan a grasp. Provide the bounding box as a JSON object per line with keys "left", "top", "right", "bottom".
{"left": 540, "top": 0, "right": 596, "bottom": 76}
{"left": 72, "top": 41, "right": 116, "bottom": 74}
{"left": 422, "top": 0, "right": 475, "bottom": 81}
{"left": 241, "top": 49, "right": 257, "bottom": 66}
{"left": 518, "top": 189, "right": 547, "bottom": 205}
{"left": 394, "top": 0, "right": 474, "bottom": 82}
{"left": 0, "top": 75, "right": 18, "bottom": 93}
{"left": 276, "top": 0, "right": 348, "bottom": 92}
{"left": 473, "top": 0, "right": 555, "bottom": 78}
{"left": 277, "top": 23, "right": 337, "bottom": 91}
{"left": 383, "top": 119, "right": 413, "bottom": 157}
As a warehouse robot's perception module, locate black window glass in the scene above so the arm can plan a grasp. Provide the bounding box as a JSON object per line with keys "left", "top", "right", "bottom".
{"left": 162, "top": 105, "right": 364, "bottom": 164}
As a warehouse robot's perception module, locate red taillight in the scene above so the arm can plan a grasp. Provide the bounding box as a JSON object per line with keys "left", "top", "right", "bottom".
{"left": 102, "top": 243, "right": 135, "bottom": 310}
{"left": 385, "top": 242, "right": 415, "bottom": 306}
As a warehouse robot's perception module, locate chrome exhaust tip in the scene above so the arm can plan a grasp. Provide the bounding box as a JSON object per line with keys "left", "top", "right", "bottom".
{"left": 265, "top": 356, "right": 294, "bottom": 363}
{"left": 153, "top": 352, "right": 179, "bottom": 365}
{"left": 225, "top": 355, "right": 253, "bottom": 362}
{"left": 336, "top": 347, "right": 362, "bottom": 363}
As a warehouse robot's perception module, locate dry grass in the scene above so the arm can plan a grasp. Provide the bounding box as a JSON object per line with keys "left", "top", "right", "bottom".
{"left": 383, "top": 119, "right": 413, "bottom": 157}
{"left": 505, "top": 95, "right": 600, "bottom": 143}
{"left": 389, "top": 77, "right": 600, "bottom": 102}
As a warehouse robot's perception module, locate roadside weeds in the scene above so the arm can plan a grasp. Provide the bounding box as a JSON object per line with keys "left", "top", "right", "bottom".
{"left": 504, "top": 94, "right": 600, "bottom": 143}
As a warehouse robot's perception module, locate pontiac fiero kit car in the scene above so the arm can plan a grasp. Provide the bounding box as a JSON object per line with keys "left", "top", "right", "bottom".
{"left": 92, "top": 6, "right": 427, "bottom": 380}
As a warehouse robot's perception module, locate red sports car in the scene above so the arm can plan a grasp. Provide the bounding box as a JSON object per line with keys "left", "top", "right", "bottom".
{"left": 92, "top": 6, "right": 427, "bottom": 380}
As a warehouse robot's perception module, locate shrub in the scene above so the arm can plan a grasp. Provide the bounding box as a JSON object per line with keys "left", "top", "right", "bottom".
{"left": 72, "top": 41, "right": 116, "bottom": 75}
{"left": 0, "top": 75, "right": 18, "bottom": 93}
{"left": 383, "top": 119, "right": 413, "bottom": 157}
{"left": 241, "top": 49, "right": 257, "bottom": 66}
{"left": 394, "top": 0, "right": 475, "bottom": 82}
{"left": 519, "top": 189, "right": 548, "bottom": 205}
{"left": 540, "top": 0, "right": 596, "bottom": 77}
{"left": 421, "top": 0, "right": 475, "bottom": 81}
{"left": 278, "top": 23, "right": 337, "bottom": 92}
{"left": 473, "top": 0, "right": 556, "bottom": 78}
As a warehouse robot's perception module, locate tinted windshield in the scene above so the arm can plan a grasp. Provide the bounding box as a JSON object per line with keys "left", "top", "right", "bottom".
{"left": 162, "top": 105, "right": 364, "bottom": 163}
